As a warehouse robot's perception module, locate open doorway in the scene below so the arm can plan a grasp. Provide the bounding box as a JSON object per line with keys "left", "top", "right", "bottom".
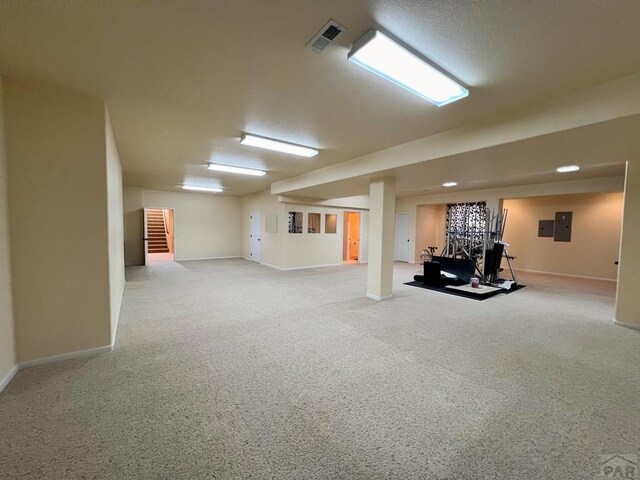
{"left": 144, "top": 208, "right": 175, "bottom": 265}
{"left": 343, "top": 211, "right": 360, "bottom": 264}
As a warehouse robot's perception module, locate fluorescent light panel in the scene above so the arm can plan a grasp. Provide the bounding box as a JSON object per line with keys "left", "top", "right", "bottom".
{"left": 348, "top": 29, "right": 468, "bottom": 107}
{"left": 240, "top": 134, "right": 318, "bottom": 157}
{"left": 442, "top": 181, "right": 458, "bottom": 187}
{"left": 182, "top": 185, "right": 223, "bottom": 193}
{"left": 556, "top": 165, "right": 580, "bottom": 173}
{"left": 208, "top": 163, "right": 266, "bottom": 176}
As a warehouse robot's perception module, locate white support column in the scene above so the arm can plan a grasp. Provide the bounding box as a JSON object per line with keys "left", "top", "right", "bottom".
{"left": 367, "top": 177, "right": 396, "bottom": 301}
{"left": 615, "top": 160, "right": 640, "bottom": 330}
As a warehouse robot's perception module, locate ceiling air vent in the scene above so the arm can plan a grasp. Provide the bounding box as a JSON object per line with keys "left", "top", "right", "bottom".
{"left": 307, "top": 19, "right": 347, "bottom": 54}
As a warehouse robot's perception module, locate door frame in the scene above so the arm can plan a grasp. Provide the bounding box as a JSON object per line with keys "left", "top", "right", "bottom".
{"left": 164, "top": 208, "right": 176, "bottom": 262}
{"left": 343, "top": 211, "right": 362, "bottom": 263}
{"left": 143, "top": 207, "right": 176, "bottom": 266}
{"left": 143, "top": 208, "right": 149, "bottom": 266}
{"left": 395, "top": 212, "right": 411, "bottom": 262}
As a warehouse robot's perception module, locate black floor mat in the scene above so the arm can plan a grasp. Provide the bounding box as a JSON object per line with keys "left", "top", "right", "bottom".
{"left": 404, "top": 281, "right": 526, "bottom": 301}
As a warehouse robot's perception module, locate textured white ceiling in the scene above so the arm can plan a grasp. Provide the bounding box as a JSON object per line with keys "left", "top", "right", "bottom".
{"left": 0, "top": 0, "right": 638, "bottom": 195}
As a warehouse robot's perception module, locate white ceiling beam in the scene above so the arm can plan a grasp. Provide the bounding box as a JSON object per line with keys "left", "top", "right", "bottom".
{"left": 271, "top": 73, "right": 640, "bottom": 196}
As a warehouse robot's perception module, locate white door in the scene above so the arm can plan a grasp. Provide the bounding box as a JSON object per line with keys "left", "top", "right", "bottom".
{"left": 143, "top": 208, "right": 149, "bottom": 266}
{"left": 250, "top": 211, "right": 261, "bottom": 262}
{"left": 396, "top": 213, "right": 410, "bottom": 262}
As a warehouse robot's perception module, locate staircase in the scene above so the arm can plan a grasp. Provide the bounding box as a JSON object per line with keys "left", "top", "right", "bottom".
{"left": 146, "top": 209, "right": 169, "bottom": 253}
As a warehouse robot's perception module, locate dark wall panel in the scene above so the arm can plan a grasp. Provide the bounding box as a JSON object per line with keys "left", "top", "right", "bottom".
{"left": 554, "top": 211, "right": 573, "bottom": 242}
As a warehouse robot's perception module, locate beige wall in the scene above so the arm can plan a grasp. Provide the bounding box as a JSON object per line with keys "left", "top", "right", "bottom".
{"left": 503, "top": 193, "right": 623, "bottom": 280}
{"left": 409, "top": 190, "right": 623, "bottom": 279}
{"left": 123, "top": 187, "right": 144, "bottom": 265}
{"left": 144, "top": 190, "right": 242, "bottom": 260}
{"left": 4, "top": 79, "right": 115, "bottom": 362}
{"left": 241, "top": 189, "right": 285, "bottom": 267}
{"left": 397, "top": 176, "right": 624, "bottom": 264}
{"left": 280, "top": 204, "right": 348, "bottom": 269}
{"left": 415, "top": 204, "right": 446, "bottom": 260}
{"left": 123, "top": 188, "right": 243, "bottom": 263}
{"left": 615, "top": 160, "right": 640, "bottom": 326}
{"left": 241, "top": 189, "right": 370, "bottom": 269}
{"left": 0, "top": 78, "right": 16, "bottom": 386}
{"left": 105, "top": 110, "right": 125, "bottom": 343}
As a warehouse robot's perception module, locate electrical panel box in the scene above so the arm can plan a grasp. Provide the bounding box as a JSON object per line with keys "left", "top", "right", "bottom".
{"left": 554, "top": 211, "right": 573, "bottom": 242}
{"left": 538, "top": 220, "right": 554, "bottom": 238}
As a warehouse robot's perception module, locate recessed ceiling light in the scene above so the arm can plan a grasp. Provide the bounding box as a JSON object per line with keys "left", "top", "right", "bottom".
{"left": 208, "top": 163, "right": 266, "bottom": 176}
{"left": 182, "top": 185, "right": 223, "bottom": 193}
{"left": 348, "top": 29, "right": 469, "bottom": 107}
{"left": 240, "top": 134, "right": 318, "bottom": 157}
{"left": 556, "top": 165, "right": 580, "bottom": 173}
{"left": 442, "top": 181, "right": 458, "bottom": 187}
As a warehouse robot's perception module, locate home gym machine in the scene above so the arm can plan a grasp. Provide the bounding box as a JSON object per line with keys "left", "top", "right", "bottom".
{"left": 418, "top": 203, "right": 518, "bottom": 289}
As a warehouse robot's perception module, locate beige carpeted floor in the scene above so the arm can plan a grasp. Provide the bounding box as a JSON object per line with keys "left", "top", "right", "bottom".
{"left": 0, "top": 259, "right": 638, "bottom": 479}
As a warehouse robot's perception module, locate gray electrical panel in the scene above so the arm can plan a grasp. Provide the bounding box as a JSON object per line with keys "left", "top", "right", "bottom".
{"left": 538, "top": 220, "right": 554, "bottom": 237}
{"left": 554, "top": 211, "right": 573, "bottom": 242}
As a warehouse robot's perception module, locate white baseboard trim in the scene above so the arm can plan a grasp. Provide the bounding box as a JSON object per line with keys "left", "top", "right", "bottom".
{"left": 514, "top": 268, "right": 616, "bottom": 283}
{"left": 259, "top": 262, "right": 343, "bottom": 271}
{"left": 613, "top": 320, "right": 640, "bottom": 331}
{"left": 244, "top": 257, "right": 263, "bottom": 263}
{"left": 259, "top": 261, "right": 284, "bottom": 271}
{"left": 177, "top": 256, "right": 242, "bottom": 262}
{"left": 281, "top": 263, "right": 343, "bottom": 271}
{"left": 0, "top": 365, "right": 18, "bottom": 393}
{"left": 366, "top": 293, "right": 393, "bottom": 301}
{"left": 17, "top": 345, "right": 113, "bottom": 370}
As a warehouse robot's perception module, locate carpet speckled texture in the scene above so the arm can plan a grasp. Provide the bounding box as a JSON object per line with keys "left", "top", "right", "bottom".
{"left": 1, "top": 259, "right": 638, "bottom": 479}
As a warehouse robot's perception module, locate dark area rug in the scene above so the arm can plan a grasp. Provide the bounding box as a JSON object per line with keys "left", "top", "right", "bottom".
{"left": 404, "top": 281, "right": 526, "bottom": 301}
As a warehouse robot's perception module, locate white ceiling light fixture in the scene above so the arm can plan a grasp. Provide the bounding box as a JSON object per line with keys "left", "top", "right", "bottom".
{"left": 240, "top": 134, "right": 318, "bottom": 158}
{"left": 208, "top": 163, "right": 266, "bottom": 176}
{"left": 348, "top": 29, "right": 468, "bottom": 107}
{"left": 556, "top": 165, "right": 580, "bottom": 173}
{"left": 442, "top": 181, "right": 458, "bottom": 187}
{"left": 182, "top": 185, "right": 223, "bottom": 193}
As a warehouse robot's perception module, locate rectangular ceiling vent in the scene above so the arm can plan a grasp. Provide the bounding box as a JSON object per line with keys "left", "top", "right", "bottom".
{"left": 307, "top": 19, "right": 346, "bottom": 54}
